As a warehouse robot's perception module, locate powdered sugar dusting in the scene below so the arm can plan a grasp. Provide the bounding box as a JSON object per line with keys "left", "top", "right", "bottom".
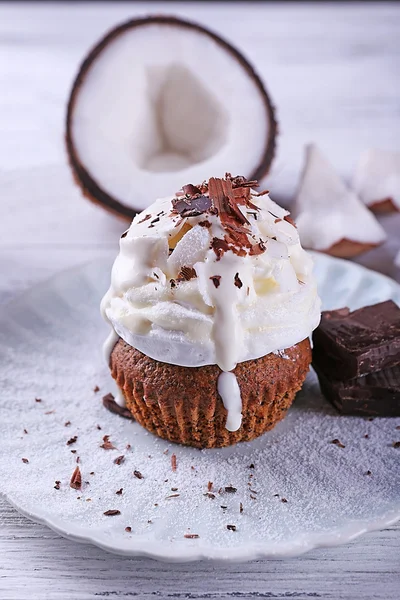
{"left": 0, "top": 256, "right": 399, "bottom": 559}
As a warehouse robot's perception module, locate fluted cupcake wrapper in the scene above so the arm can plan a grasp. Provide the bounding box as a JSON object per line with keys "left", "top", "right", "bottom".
{"left": 110, "top": 339, "right": 311, "bottom": 449}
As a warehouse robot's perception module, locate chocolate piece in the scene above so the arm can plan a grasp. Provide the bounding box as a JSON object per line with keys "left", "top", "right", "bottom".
{"left": 313, "top": 361, "right": 400, "bottom": 416}
{"left": 171, "top": 194, "right": 212, "bottom": 218}
{"left": 312, "top": 301, "right": 400, "bottom": 379}
{"left": 102, "top": 393, "right": 134, "bottom": 420}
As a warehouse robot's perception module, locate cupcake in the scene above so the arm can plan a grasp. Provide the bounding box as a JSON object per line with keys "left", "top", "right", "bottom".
{"left": 101, "top": 175, "right": 321, "bottom": 448}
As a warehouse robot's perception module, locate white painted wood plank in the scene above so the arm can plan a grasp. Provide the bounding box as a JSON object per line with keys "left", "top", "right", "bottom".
{"left": 0, "top": 2, "right": 400, "bottom": 597}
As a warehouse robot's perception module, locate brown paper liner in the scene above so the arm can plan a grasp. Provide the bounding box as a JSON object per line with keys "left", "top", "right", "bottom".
{"left": 109, "top": 338, "right": 311, "bottom": 448}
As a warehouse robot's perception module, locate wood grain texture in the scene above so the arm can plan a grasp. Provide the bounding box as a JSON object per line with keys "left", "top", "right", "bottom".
{"left": 0, "top": 2, "right": 400, "bottom": 598}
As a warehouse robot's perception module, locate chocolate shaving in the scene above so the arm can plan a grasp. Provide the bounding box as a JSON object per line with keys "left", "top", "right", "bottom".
{"left": 284, "top": 215, "right": 296, "bottom": 228}
{"left": 211, "top": 237, "right": 230, "bottom": 260}
{"left": 120, "top": 231, "right": 128, "bottom": 239}
{"left": 64, "top": 421, "right": 71, "bottom": 427}
{"left": 234, "top": 273, "right": 243, "bottom": 288}
{"left": 35, "top": 398, "right": 42, "bottom": 403}
{"left": 240, "top": 502, "right": 244, "bottom": 513}
{"left": 210, "top": 275, "right": 221, "bottom": 288}
{"left": 171, "top": 454, "right": 177, "bottom": 472}
{"left": 177, "top": 266, "right": 197, "bottom": 282}
{"left": 249, "top": 240, "right": 266, "bottom": 256}
{"left": 281, "top": 498, "right": 288, "bottom": 503}
{"left": 207, "top": 481, "right": 213, "bottom": 492}
{"left": 102, "top": 393, "right": 134, "bottom": 420}
{"left": 138, "top": 214, "right": 151, "bottom": 224}
{"left": 100, "top": 435, "right": 116, "bottom": 450}
{"left": 67, "top": 436, "right": 78, "bottom": 446}
{"left": 71, "top": 450, "right": 76, "bottom": 454}
{"left": 114, "top": 455, "right": 125, "bottom": 465}
{"left": 148, "top": 216, "right": 160, "bottom": 228}
{"left": 45, "top": 410, "right": 55, "bottom": 415}
{"left": 125, "top": 526, "right": 132, "bottom": 532}
{"left": 21, "top": 458, "right": 29, "bottom": 464}
{"left": 54, "top": 481, "right": 60, "bottom": 490}
{"left": 204, "top": 493, "right": 216, "bottom": 499}
{"left": 103, "top": 510, "right": 121, "bottom": 516}
{"left": 172, "top": 194, "right": 212, "bottom": 218}
{"left": 116, "top": 488, "right": 123, "bottom": 495}
{"left": 96, "top": 424, "right": 102, "bottom": 430}
{"left": 224, "top": 486, "right": 237, "bottom": 493}
{"left": 198, "top": 220, "right": 212, "bottom": 228}
{"left": 133, "top": 470, "right": 143, "bottom": 479}
{"left": 70, "top": 466, "right": 81, "bottom": 490}
{"left": 166, "top": 494, "right": 180, "bottom": 499}
{"left": 330, "top": 438, "right": 345, "bottom": 448}
{"left": 76, "top": 456, "right": 80, "bottom": 464}
{"left": 227, "top": 524, "right": 237, "bottom": 531}
{"left": 23, "top": 429, "right": 28, "bottom": 434}
{"left": 184, "top": 533, "right": 200, "bottom": 539}
{"left": 170, "top": 279, "right": 176, "bottom": 288}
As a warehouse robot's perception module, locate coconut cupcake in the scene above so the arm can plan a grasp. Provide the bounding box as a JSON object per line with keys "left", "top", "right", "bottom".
{"left": 101, "top": 175, "right": 321, "bottom": 448}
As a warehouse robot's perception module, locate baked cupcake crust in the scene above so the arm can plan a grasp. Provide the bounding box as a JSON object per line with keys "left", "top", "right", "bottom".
{"left": 110, "top": 338, "right": 312, "bottom": 448}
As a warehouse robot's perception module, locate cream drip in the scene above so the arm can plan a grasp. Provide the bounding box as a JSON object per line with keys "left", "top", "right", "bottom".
{"left": 217, "top": 372, "right": 243, "bottom": 431}
{"left": 100, "top": 176, "right": 321, "bottom": 431}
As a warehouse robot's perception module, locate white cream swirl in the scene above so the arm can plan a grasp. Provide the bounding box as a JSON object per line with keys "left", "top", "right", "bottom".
{"left": 101, "top": 178, "right": 321, "bottom": 428}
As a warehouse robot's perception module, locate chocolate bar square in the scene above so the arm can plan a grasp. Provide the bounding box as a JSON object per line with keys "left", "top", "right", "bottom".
{"left": 313, "top": 361, "right": 400, "bottom": 416}
{"left": 312, "top": 300, "right": 400, "bottom": 379}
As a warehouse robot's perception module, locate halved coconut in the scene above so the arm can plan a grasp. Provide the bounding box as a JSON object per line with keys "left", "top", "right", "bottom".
{"left": 352, "top": 149, "right": 400, "bottom": 213}
{"left": 294, "top": 144, "right": 386, "bottom": 258}
{"left": 66, "top": 15, "right": 277, "bottom": 219}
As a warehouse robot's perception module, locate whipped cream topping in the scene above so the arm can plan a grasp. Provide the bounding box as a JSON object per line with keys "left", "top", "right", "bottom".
{"left": 101, "top": 175, "right": 321, "bottom": 430}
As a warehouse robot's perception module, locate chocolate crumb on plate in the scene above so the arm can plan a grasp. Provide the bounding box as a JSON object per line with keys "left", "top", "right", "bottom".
{"left": 184, "top": 533, "right": 200, "bottom": 539}
{"left": 54, "top": 481, "right": 61, "bottom": 490}
{"left": 71, "top": 449, "right": 76, "bottom": 454}
{"left": 133, "top": 470, "right": 143, "bottom": 479}
{"left": 166, "top": 494, "right": 180, "bottom": 499}
{"left": 93, "top": 385, "right": 100, "bottom": 393}
{"left": 281, "top": 498, "right": 288, "bottom": 503}
{"left": 225, "top": 486, "right": 237, "bottom": 493}
{"left": 125, "top": 526, "right": 132, "bottom": 532}
{"left": 102, "top": 393, "right": 134, "bottom": 420}
{"left": 21, "top": 458, "right": 29, "bottom": 464}
{"left": 204, "top": 493, "right": 216, "bottom": 499}
{"left": 171, "top": 454, "right": 177, "bottom": 472}
{"left": 35, "top": 398, "right": 42, "bottom": 403}
{"left": 70, "top": 466, "right": 81, "bottom": 490}
{"left": 66, "top": 436, "right": 78, "bottom": 446}
{"left": 240, "top": 502, "right": 244, "bottom": 513}
{"left": 392, "top": 441, "right": 400, "bottom": 448}
{"left": 116, "top": 488, "right": 123, "bottom": 495}
{"left": 104, "top": 509, "right": 121, "bottom": 516}
{"left": 207, "top": 481, "right": 213, "bottom": 492}
{"left": 64, "top": 421, "right": 71, "bottom": 427}
{"left": 114, "top": 455, "right": 125, "bottom": 465}
{"left": 365, "top": 470, "right": 372, "bottom": 476}
{"left": 100, "top": 435, "right": 116, "bottom": 450}
{"left": 227, "top": 524, "right": 237, "bottom": 531}
{"left": 330, "top": 438, "right": 345, "bottom": 448}
{"left": 23, "top": 429, "right": 28, "bottom": 434}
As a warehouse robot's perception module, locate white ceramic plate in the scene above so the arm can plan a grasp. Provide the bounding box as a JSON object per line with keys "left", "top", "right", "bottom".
{"left": 1, "top": 253, "right": 399, "bottom": 562}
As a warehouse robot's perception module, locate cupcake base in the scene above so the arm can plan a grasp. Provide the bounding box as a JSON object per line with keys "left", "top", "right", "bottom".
{"left": 109, "top": 338, "right": 311, "bottom": 448}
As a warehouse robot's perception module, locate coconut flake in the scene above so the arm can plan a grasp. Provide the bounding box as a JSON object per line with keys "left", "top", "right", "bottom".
{"left": 352, "top": 149, "right": 400, "bottom": 213}
{"left": 294, "top": 144, "right": 386, "bottom": 258}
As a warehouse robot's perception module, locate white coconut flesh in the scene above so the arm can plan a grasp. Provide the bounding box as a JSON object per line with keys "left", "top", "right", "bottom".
{"left": 294, "top": 144, "right": 386, "bottom": 252}
{"left": 70, "top": 23, "right": 270, "bottom": 212}
{"left": 352, "top": 149, "right": 400, "bottom": 211}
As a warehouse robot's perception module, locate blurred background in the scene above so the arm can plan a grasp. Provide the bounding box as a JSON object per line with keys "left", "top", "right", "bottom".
{"left": 1, "top": 1, "right": 399, "bottom": 303}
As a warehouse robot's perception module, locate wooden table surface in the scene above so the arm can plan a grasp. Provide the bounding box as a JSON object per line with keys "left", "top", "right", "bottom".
{"left": 1, "top": 2, "right": 399, "bottom": 599}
